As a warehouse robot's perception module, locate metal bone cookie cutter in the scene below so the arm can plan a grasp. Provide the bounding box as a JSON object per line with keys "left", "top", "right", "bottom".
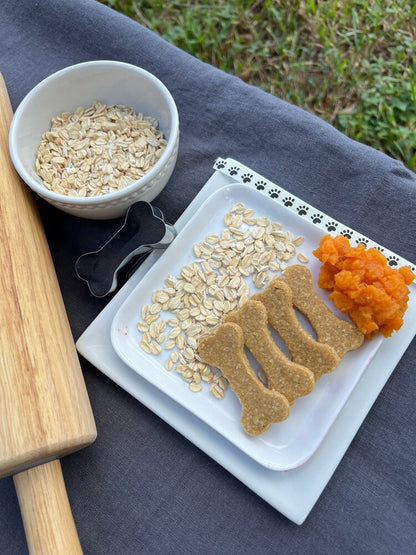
{"left": 75, "top": 201, "right": 176, "bottom": 297}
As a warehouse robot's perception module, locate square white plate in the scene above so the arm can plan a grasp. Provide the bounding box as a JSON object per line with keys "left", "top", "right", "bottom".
{"left": 110, "top": 184, "right": 382, "bottom": 471}
{"left": 77, "top": 158, "right": 416, "bottom": 524}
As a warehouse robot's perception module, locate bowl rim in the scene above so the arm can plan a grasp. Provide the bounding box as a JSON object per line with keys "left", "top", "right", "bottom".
{"left": 9, "top": 60, "right": 179, "bottom": 206}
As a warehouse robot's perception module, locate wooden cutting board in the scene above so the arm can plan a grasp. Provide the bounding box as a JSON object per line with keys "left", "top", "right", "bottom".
{"left": 0, "top": 74, "right": 97, "bottom": 553}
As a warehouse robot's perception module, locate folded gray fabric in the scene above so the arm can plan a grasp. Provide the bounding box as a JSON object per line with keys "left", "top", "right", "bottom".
{"left": 1, "top": 1, "right": 415, "bottom": 553}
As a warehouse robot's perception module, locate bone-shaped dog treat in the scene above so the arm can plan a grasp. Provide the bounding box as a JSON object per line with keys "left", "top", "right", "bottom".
{"left": 281, "top": 264, "right": 364, "bottom": 357}
{"left": 197, "top": 323, "right": 290, "bottom": 436}
{"left": 253, "top": 280, "right": 339, "bottom": 379}
{"left": 225, "top": 301, "right": 315, "bottom": 404}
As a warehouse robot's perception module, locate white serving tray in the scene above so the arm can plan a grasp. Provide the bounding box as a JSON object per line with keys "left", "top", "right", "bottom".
{"left": 111, "top": 184, "right": 382, "bottom": 470}
{"left": 77, "top": 158, "right": 416, "bottom": 524}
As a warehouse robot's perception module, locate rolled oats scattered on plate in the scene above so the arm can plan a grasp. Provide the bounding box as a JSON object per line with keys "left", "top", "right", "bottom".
{"left": 136, "top": 203, "right": 305, "bottom": 398}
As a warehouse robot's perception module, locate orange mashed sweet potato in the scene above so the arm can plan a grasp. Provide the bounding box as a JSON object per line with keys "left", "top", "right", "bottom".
{"left": 313, "top": 234, "right": 414, "bottom": 339}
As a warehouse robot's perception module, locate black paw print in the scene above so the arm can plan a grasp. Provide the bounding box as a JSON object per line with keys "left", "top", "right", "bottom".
{"left": 229, "top": 166, "right": 239, "bottom": 176}
{"left": 215, "top": 160, "right": 225, "bottom": 169}
{"left": 387, "top": 255, "right": 399, "bottom": 267}
{"left": 340, "top": 228, "right": 353, "bottom": 239}
{"left": 269, "top": 188, "right": 280, "bottom": 199}
{"left": 311, "top": 213, "right": 324, "bottom": 224}
{"left": 255, "top": 180, "right": 267, "bottom": 191}
{"left": 241, "top": 173, "right": 253, "bottom": 183}
{"left": 375, "top": 245, "right": 385, "bottom": 253}
{"left": 297, "top": 204, "right": 309, "bottom": 216}
{"left": 356, "top": 237, "right": 369, "bottom": 246}
{"left": 326, "top": 221, "right": 338, "bottom": 232}
{"left": 283, "top": 196, "right": 295, "bottom": 207}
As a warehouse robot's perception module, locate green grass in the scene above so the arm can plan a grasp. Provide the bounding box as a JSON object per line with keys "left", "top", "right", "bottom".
{"left": 100, "top": 0, "right": 416, "bottom": 170}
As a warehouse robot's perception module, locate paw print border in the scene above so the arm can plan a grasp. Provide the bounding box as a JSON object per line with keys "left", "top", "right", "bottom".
{"left": 214, "top": 157, "right": 415, "bottom": 273}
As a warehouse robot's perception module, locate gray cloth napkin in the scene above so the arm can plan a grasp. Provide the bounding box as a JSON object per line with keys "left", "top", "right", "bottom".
{"left": 1, "top": 1, "right": 415, "bottom": 553}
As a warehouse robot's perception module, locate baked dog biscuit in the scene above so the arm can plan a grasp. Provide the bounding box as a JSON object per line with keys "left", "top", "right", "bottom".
{"left": 282, "top": 264, "right": 364, "bottom": 357}
{"left": 225, "top": 300, "right": 315, "bottom": 404}
{"left": 253, "top": 279, "right": 339, "bottom": 379}
{"left": 197, "top": 323, "right": 290, "bottom": 436}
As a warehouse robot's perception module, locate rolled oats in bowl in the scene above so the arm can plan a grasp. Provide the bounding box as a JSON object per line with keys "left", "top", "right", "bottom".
{"left": 9, "top": 60, "right": 179, "bottom": 218}
{"left": 35, "top": 101, "right": 167, "bottom": 198}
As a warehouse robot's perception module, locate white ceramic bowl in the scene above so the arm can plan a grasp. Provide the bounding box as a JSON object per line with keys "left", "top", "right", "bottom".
{"left": 9, "top": 60, "right": 179, "bottom": 219}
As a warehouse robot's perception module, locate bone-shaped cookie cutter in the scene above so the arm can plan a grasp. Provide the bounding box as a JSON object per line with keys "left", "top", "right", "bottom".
{"left": 75, "top": 201, "right": 176, "bottom": 297}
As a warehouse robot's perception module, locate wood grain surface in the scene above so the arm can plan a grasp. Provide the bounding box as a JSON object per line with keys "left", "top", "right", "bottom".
{"left": 0, "top": 74, "right": 97, "bottom": 553}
